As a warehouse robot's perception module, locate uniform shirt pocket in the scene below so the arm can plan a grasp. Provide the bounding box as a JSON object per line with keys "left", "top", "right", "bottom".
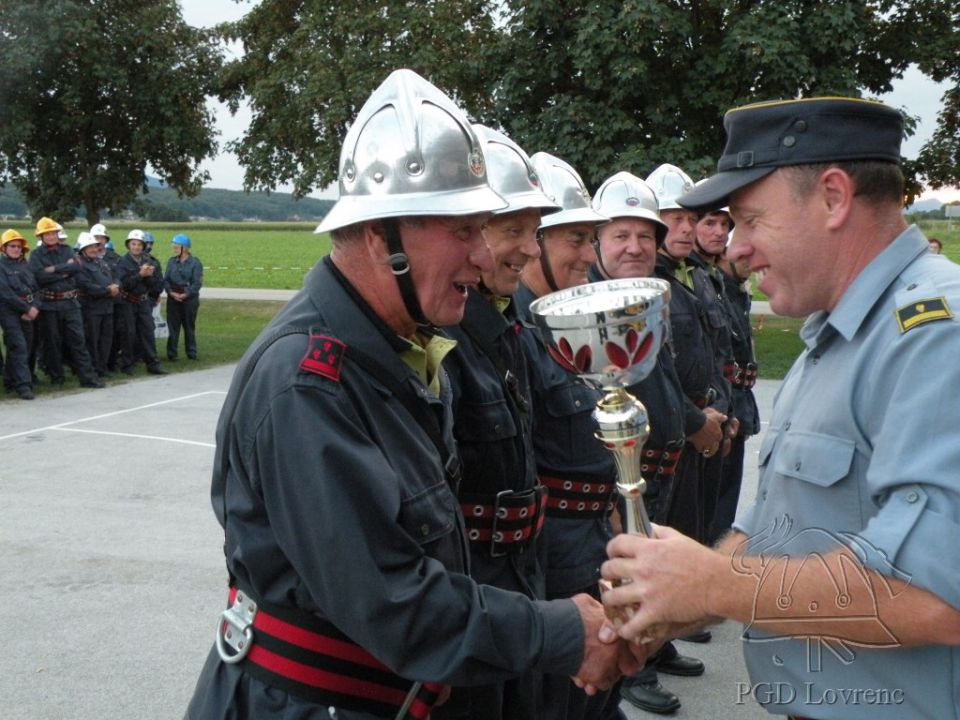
{"left": 456, "top": 398, "right": 517, "bottom": 442}
{"left": 773, "top": 431, "right": 855, "bottom": 487}
{"left": 399, "top": 481, "right": 463, "bottom": 572}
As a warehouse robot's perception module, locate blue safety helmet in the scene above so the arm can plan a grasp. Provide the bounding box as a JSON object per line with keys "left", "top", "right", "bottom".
{"left": 172, "top": 233, "right": 191, "bottom": 248}
{"left": 105, "top": 241, "right": 114, "bottom": 250}
{"left": 143, "top": 231, "right": 155, "bottom": 245}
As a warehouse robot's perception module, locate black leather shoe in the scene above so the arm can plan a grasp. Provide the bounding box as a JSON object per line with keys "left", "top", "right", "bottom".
{"left": 656, "top": 653, "right": 705, "bottom": 677}
{"left": 80, "top": 379, "right": 106, "bottom": 389}
{"left": 17, "top": 386, "right": 34, "bottom": 400}
{"left": 620, "top": 681, "right": 680, "bottom": 714}
{"left": 147, "top": 365, "right": 169, "bottom": 375}
{"left": 681, "top": 630, "right": 713, "bottom": 643}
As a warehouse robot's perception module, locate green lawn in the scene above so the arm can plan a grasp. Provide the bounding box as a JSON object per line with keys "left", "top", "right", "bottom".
{"left": 2, "top": 299, "right": 284, "bottom": 402}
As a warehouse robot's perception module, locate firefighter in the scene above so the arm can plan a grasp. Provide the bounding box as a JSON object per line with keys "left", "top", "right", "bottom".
{"left": 184, "top": 69, "right": 637, "bottom": 720}
{"left": 0, "top": 229, "right": 40, "bottom": 399}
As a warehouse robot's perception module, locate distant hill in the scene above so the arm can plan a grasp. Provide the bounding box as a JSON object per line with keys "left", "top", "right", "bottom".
{"left": 0, "top": 181, "right": 334, "bottom": 222}
{"left": 905, "top": 198, "right": 943, "bottom": 214}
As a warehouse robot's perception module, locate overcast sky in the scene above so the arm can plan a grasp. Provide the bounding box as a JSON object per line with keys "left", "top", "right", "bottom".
{"left": 178, "top": 0, "right": 959, "bottom": 202}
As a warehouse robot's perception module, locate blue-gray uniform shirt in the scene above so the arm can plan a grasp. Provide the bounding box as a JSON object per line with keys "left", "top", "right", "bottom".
{"left": 164, "top": 255, "right": 204, "bottom": 298}
{"left": 734, "top": 225, "right": 960, "bottom": 719}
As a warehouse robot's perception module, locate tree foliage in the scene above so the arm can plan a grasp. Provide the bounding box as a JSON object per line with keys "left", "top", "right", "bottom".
{"left": 219, "top": 0, "right": 496, "bottom": 199}
{"left": 0, "top": 0, "right": 222, "bottom": 224}
{"left": 488, "top": 0, "right": 959, "bottom": 199}
{"left": 218, "top": 0, "right": 958, "bottom": 202}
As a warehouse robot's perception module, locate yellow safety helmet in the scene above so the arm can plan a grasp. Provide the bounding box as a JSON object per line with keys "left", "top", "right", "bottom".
{"left": 1, "top": 228, "right": 28, "bottom": 251}
{"left": 35, "top": 216, "right": 64, "bottom": 237}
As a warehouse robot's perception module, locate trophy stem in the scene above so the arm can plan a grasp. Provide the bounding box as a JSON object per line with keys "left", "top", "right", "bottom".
{"left": 594, "top": 387, "right": 654, "bottom": 537}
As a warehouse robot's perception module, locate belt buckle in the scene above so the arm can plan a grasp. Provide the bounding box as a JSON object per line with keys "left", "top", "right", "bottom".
{"left": 489, "top": 488, "right": 514, "bottom": 558}
{"left": 215, "top": 590, "right": 257, "bottom": 664}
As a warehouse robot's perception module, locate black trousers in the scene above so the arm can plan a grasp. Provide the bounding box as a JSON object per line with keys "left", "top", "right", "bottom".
{"left": 37, "top": 304, "right": 98, "bottom": 383}
{"left": 83, "top": 310, "right": 113, "bottom": 375}
{"left": 118, "top": 300, "right": 159, "bottom": 369}
{"left": 166, "top": 296, "right": 199, "bottom": 358}
{"left": 666, "top": 445, "right": 705, "bottom": 543}
{"left": 1, "top": 310, "right": 34, "bottom": 390}
{"left": 709, "top": 433, "right": 747, "bottom": 544}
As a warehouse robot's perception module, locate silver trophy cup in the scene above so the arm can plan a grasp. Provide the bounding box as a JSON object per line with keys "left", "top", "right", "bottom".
{"left": 530, "top": 278, "right": 671, "bottom": 537}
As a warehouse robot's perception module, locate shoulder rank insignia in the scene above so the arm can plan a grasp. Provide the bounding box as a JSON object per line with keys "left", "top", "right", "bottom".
{"left": 895, "top": 297, "right": 953, "bottom": 333}
{"left": 300, "top": 333, "right": 347, "bottom": 381}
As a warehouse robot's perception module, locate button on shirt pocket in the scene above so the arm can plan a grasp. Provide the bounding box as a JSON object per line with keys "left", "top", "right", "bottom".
{"left": 455, "top": 398, "right": 517, "bottom": 442}
{"left": 399, "top": 481, "right": 464, "bottom": 573}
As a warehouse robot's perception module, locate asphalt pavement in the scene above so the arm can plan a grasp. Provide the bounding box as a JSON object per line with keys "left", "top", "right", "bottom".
{"left": 0, "top": 357, "right": 778, "bottom": 720}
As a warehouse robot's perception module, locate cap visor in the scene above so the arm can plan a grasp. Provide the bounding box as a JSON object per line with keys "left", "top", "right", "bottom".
{"left": 539, "top": 206, "right": 609, "bottom": 229}
{"left": 679, "top": 166, "right": 774, "bottom": 211}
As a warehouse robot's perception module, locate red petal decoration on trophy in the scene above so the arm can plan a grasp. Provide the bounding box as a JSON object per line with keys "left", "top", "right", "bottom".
{"left": 605, "top": 342, "right": 630, "bottom": 369}
{"left": 574, "top": 345, "right": 592, "bottom": 372}
{"left": 631, "top": 332, "right": 655, "bottom": 365}
{"left": 558, "top": 336, "right": 574, "bottom": 362}
{"left": 625, "top": 328, "right": 638, "bottom": 353}
{"left": 548, "top": 344, "right": 579, "bottom": 373}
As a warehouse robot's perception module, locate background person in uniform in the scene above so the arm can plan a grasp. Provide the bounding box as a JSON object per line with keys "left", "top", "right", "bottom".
{"left": 164, "top": 233, "right": 203, "bottom": 360}
{"left": 116, "top": 229, "right": 167, "bottom": 375}
{"left": 27, "top": 217, "right": 104, "bottom": 389}
{"left": 0, "top": 229, "right": 40, "bottom": 399}
{"left": 92, "top": 224, "right": 126, "bottom": 373}
{"left": 185, "top": 69, "right": 637, "bottom": 720}
{"left": 647, "top": 164, "right": 727, "bottom": 546}
{"left": 75, "top": 231, "right": 119, "bottom": 379}
{"left": 711, "top": 237, "right": 760, "bottom": 544}
{"left": 602, "top": 97, "right": 960, "bottom": 720}
{"left": 514, "top": 151, "right": 618, "bottom": 720}
{"left": 436, "top": 125, "right": 559, "bottom": 720}
{"left": 590, "top": 171, "right": 702, "bottom": 715}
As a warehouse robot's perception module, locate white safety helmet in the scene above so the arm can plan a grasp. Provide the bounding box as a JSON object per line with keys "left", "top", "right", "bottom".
{"left": 76, "top": 231, "right": 99, "bottom": 253}
{"left": 126, "top": 229, "right": 146, "bottom": 246}
{"left": 592, "top": 171, "right": 668, "bottom": 244}
{"left": 531, "top": 153, "right": 608, "bottom": 229}
{"left": 645, "top": 163, "right": 695, "bottom": 212}
{"left": 316, "top": 69, "right": 505, "bottom": 234}
{"left": 473, "top": 125, "right": 559, "bottom": 216}
{"left": 89, "top": 222, "right": 109, "bottom": 239}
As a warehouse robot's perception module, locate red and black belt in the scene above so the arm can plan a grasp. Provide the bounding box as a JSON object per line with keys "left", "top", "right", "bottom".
{"left": 40, "top": 289, "right": 77, "bottom": 301}
{"left": 723, "top": 360, "right": 739, "bottom": 383}
{"left": 639, "top": 443, "right": 684, "bottom": 482}
{"left": 733, "top": 362, "right": 758, "bottom": 389}
{"left": 217, "top": 586, "right": 444, "bottom": 719}
{"left": 539, "top": 474, "right": 616, "bottom": 519}
{"left": 120, "top": 290, "right": 145, "bottom": 304}
{"left": 459, "top": 486, "right": 547, "bottom": 557}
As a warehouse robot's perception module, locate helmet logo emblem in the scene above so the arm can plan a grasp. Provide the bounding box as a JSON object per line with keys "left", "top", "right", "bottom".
{"left": 469, "top": 151, "right": 485, "bottom": 177}
{"left": 625, "top": 196, "right": 640, "bottom": 207}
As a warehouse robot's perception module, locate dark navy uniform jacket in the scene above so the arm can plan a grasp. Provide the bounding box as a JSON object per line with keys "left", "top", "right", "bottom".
{"left": 720, "top": 270, "right": 760, "bottom": 436}
{"left": 515, "top": 282, "right": 615, "bottom": 597}
{"left": 77, "top": 256, "right": 116, "bottom": 316}
{"left": 444, "top": 289, "right": 544, "bottom": 597}
{"left": 117, "top": 252, "right": 163, "bottom": 299}
{"left": 164, "top": 255, "right": 204, "bottom": 298}
{"left": 655, "top": 253, "right": 718, "bottom": 435}
{"left": 28, "top": 243, "right": 81, "bottom": 310}
{"left": 0, "top": 256, "right": 40, "bottom": 316}
{"left": 186, "top": 258, "right": 582, "bottom": 720}
{"left": 688, "top": 251, "right": 733, "bottom": 414}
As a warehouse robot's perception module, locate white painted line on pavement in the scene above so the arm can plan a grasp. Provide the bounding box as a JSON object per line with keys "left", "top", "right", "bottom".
{"left": 51, "top": 427, "right": 216, "bottom": 448}
{"left": 0, "top": 390, "right": 227, "bottom": 443}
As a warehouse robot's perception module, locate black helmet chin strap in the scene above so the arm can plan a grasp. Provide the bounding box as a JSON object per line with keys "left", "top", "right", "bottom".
{"left": 537, "top": 230, "right": 560, "bottom": 293}
{"left": 591, "top": 234, "right": 613, "bottom": 280}
{"left": 383, "top": 218, "right": 431, "bottom": 328}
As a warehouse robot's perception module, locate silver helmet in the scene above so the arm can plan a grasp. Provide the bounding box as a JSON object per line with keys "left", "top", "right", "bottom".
{"left": 473, "top": 125, "right": 559, "bottom": 216}
{"left": 592, "top": 171, "right": 668, "bottom": 243}
{"left": 645, "top": 163, "right": 695, "bottom": 212}
{"left": 531, "top": 152, "right": 608, "bottom": 229}
{"left": 316, "top": 69, "right": 505, "bottom": 234}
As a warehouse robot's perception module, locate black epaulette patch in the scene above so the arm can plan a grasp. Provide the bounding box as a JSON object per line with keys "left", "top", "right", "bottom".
{"left": 300, "top": 333, "right": 347, "bottom": 381}
{"left": 895, "top": 297, "right": 953, "bottom": 333}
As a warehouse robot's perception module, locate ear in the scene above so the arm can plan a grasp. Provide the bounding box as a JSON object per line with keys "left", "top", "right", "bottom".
{"left": 819, "top": 167, "right": 855, "bottom": 231}
{"left": 360, "top": 221, "right": 390, "bottom": 265}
